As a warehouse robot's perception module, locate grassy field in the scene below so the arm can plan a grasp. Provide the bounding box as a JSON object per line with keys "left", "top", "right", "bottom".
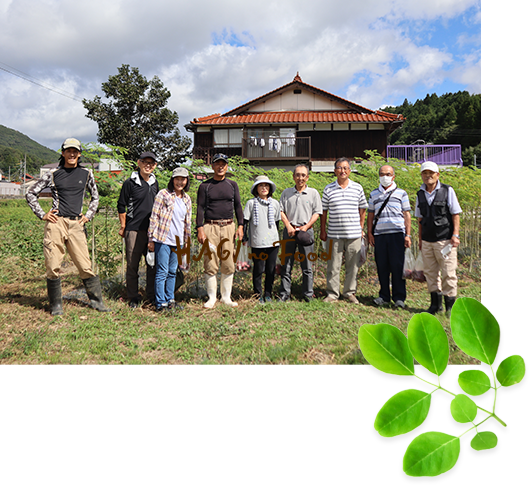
{"left": 0, "top": 248, "right": 480, "bottom": 365}
{"left": 0, "top": 195, "right": 481, "bottom": 365}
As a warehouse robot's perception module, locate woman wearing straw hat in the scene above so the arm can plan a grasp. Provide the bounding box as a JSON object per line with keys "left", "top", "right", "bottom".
{"left": 243, "top": 175, "right": 281, "bottom": 303}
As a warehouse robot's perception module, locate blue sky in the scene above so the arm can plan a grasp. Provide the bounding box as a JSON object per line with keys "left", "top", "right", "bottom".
{"left": 0, "top": 0, "right": 481, "bottom": 150}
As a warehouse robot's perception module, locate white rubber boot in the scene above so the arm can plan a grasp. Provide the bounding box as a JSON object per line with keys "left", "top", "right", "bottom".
{"left": 220, "top": 273, "right": 238, "bottom": 307}
{"left": 203, "top": 273, "right": 217, "bottom": 309}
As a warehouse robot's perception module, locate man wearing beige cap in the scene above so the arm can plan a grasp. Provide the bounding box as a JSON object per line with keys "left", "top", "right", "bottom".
{"left": 26, "top": 138, "right": 109, "bottom": 315}
{"left": 414, "top": 161, "right": 462, "bottom": 315}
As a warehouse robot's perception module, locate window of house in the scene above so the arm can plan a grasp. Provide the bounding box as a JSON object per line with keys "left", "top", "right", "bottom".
{"left": 214, "top": 128, "right": 243, "bottom": 147}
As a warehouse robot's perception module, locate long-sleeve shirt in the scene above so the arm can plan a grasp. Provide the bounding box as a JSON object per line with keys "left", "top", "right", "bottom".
{"left": 148, "top": 189, "right": 192, "bottom": 246}
{"left": 26, "top": 165, "right": 99, "bottom": 220}
{"left": 195, "top": 178, "right": 244, "bottom": 228}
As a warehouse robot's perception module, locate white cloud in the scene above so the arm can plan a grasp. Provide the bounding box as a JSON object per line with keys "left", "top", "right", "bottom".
{"left": 0, "top": 0, "right": 481, "bottom": 150}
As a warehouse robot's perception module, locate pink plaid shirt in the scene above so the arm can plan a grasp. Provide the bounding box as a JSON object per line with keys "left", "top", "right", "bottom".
{"left": 148, "top": 189, "right": 192, "bottom": 247}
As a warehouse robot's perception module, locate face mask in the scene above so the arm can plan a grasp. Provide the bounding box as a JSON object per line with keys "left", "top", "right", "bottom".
{"left": 380, "top": 175, "right": 393, "bottom": 187}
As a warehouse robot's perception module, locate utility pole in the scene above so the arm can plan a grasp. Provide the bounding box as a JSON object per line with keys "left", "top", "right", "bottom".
{"left": 19, "top": 155, "right": 27, "bottom": 195}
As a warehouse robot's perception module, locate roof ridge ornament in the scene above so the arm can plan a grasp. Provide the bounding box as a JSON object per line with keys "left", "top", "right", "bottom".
{"left": 293, "top": 72, "right": 302, "bottom": 82}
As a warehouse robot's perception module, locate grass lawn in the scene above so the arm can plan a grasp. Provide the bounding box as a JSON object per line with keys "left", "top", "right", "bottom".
{"left": 0, "top": 252, "right": 480, "bottom": 365}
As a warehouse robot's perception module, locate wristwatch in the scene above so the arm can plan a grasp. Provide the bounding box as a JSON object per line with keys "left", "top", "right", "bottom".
{"left": 453, "top": 234, "right": 460, "bottom": 239}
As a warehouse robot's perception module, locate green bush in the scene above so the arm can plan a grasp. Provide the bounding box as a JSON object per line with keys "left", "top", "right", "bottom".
{"left": 0, "top": 150, "right": 480, "bottom": 279}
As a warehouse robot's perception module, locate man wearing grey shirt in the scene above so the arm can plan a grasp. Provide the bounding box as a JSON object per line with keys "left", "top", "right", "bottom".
{"left": 278, "top": 164, "right": 322, "bottom": 302}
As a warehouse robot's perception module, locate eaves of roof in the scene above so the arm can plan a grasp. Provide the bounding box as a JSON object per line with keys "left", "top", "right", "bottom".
{"left": 192, "top": 110, "right": 403, "bottom": 126}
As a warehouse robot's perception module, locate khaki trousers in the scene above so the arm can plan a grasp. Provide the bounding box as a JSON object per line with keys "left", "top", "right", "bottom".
{"left": 421, "top": 239, "right": 458, "bottom": 297}
{"left": 43, "top": 217, "right": 96, "bottom": 280}
{"left": 203, "top": 222, "right": 236, "bottom": 275}
{"left": 326, "top": 238, "right": 362, "bottom": 299}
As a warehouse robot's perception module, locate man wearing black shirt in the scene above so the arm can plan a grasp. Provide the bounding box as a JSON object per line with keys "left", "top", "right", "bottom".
{"left": 196, "top": 153, "right": 244, "bottom": 308}
{"left": 117, "top": 152, "right": 159, "bottom": 308}
{"left": 26, "top": 138, "right": 109, "bottom": 315}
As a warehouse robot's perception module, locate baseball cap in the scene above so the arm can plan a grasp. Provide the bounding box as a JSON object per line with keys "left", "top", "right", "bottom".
{"left": 61, "top": 138, "right": 82, "bottom": 151}
{"left": 139, "top": 151, "right": 157, "bottom": 162}
{"left": 171, "top": 167, "right": 189, "bottom": 178}
{"left": 421, "top": 161, "right": 439, "bottom": 173}
{"left": 212, "top": 153, "right": 229, "bottom": 164}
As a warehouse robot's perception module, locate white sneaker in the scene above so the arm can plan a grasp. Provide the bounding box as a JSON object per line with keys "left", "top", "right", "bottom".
{"left": 394, "top": 300, "right": 405, "bottom": 309}
{"left": 373, "top": 297, "right": 389, "bottom": 306}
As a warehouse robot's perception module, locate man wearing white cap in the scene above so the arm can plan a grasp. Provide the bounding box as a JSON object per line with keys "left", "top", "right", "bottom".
{"left": 26, "top": 138, "right": 109, "bottom": 315}
{"left": 414, "top": 161, "right": 462, "bottom": 315}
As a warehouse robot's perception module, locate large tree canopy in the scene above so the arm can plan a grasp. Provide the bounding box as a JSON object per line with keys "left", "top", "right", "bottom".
{"left": 83, "top": 64, "right": 191, "bottom": 167}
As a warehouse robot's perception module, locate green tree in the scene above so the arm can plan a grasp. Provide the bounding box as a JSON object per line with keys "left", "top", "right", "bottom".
{"left": 83, "top": 64, "right": 191, "bottom": 167}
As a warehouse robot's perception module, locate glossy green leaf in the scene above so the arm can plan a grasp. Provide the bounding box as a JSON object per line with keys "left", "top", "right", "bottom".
{"left": 470, "top": 431, "right": 498, "bottom": 451}
{"left": 458, "top": 370, "right": 491, "bottom": 395}
{"left": 358, "top": 324, "right": 414, "bottom": 376}
{"left": 496, "top": 355, "right": 525, "bottom": 387}
{"left": 408, "top": 313, "right": 449, "bottom": 376}
{"left": 375, "top": 389, "right": 431, "bottom": 437}
{"left": 450, "top": 394, "right": 478, "bottom": 423}
{"left": 403, "top": 432, "right": 460, "bottom": 477}
{"left": 450, "top": 298, "right": 500, "bottom": 365}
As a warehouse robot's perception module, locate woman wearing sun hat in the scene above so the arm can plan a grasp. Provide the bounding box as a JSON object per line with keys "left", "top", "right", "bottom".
{"left": 243, "top": 175, "right": 281, "bottom": 303}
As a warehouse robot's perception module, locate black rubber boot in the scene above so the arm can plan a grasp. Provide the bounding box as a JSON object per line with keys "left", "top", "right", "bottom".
{"left": 427, "top": 292, "right": 443, "bottom": 314}
{"left": 444, "top": 296, "right": 456, "bottom": 317}
{"left": 82, "top": 276, "right": 110, "bottom": 312}
{"left": 47, "top": 278, "right": 63, "bottom": 316}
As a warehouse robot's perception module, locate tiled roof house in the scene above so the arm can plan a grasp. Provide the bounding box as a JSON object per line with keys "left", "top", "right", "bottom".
{"left": 186, "top": 73, "right": 404, "bottom": 171}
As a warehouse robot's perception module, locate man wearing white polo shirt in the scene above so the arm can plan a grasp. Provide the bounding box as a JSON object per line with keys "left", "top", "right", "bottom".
{"left": 320, "top": 157, "right": 368, "bottom": 303}
{"left": 415, "top": 161, "right": 462, "bottom": 315}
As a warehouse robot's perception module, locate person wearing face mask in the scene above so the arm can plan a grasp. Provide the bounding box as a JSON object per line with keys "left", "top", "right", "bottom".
{"left": 414, "top": 161, "right": 462, "bottom": 316}
{"left": 367, "top": 165, "right": 411, "bottom": 309}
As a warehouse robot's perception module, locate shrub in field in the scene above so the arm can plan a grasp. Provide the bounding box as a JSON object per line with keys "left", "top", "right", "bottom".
{"left": 1, "top": 150, "right": 480, "bottom": 281}
{"left": 359, "top": 298, "right": 524, "bottom": 477}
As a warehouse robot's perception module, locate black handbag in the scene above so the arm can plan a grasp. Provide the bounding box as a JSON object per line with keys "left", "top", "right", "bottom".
{"left": 175, "top": 266, "right": 185, "bottom": 291}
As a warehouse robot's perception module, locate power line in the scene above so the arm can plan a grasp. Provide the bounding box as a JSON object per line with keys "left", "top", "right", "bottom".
{"left": 0, "top": 61, "right": 85, "bottom": 103}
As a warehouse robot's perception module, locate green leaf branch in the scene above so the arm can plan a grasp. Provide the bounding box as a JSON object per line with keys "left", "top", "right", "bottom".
{"left": 358, "top": 297, "right": 525, "bottom": 477}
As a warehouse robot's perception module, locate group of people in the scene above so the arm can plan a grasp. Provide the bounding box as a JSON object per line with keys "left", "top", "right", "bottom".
{"left": 26, "top": 139, "right": 462, "bottom": 317}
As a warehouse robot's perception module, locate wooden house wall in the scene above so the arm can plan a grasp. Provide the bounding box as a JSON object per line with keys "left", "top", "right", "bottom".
{"left": 297, "top": 130, "right": 388, "bottom": 160}
{"left": 194, "top": 132, "right": 213, "bottom": 148}
{"left": 192, "top": 127, "right": 389, "bottom": 161}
